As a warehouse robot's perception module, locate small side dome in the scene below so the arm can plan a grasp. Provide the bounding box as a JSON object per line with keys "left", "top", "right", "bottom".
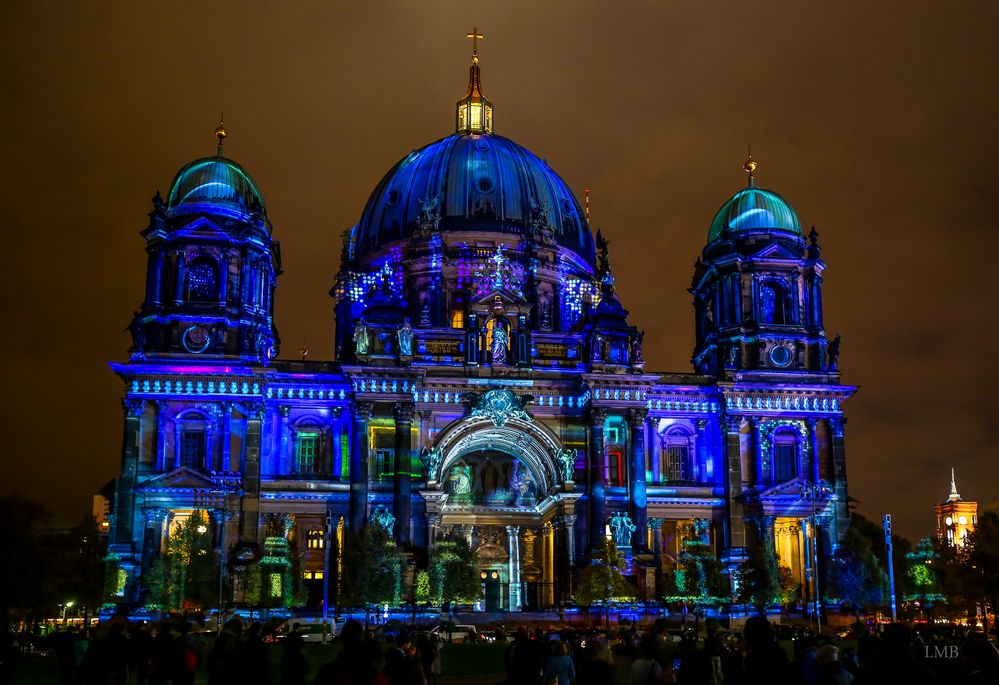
{"left": 166, "top": 156, "right": 266, "bottom": 217}
{"left": 708, "top": 186, "right": 801, "bottom": 243}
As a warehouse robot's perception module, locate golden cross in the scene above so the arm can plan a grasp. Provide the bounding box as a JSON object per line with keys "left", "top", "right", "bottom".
{"left": 466, "top": 27, "right": 484, "bottom": 56}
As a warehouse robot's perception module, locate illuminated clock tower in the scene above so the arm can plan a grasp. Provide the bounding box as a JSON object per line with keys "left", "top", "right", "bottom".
{"left": 935, "top": 469, "right": 977, "bottom": 547}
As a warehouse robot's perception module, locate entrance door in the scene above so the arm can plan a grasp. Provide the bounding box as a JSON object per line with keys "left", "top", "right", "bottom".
{"left": 484, "top": 574, "right": 502, "bottom": 611}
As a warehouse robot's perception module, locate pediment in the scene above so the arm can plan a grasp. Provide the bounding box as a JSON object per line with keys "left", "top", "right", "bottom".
{"left": 471, "top": 289, "right": 527, "bottom": 308}
{"left": 750, "top": 242, "right": 802, "bottom": 261}
{"left": 138, "top": 466, "right": 216, "bottom": 490}
{"left": 171, "top": 215, "right": 228, "bottom": 239}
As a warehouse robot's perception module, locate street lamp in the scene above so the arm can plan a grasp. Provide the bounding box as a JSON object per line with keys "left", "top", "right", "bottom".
{"left": 801, "top": 481, "right": 831, "bottom": 633}
{"left": 209, "top": 471, "right": 243, "bottom": 633}
{"left": 61, "top": 601, "right": 75, "bottom": 625}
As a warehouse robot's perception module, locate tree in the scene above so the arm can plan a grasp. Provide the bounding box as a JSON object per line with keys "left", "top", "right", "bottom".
{"left": 777, "top": 564, "right": 801, "bottom": 609}
{"left": 0, "top": 496, "right": 50, "bottom": 623}
{"left": 903, "top": 537, "right": 944, "bottom": 620}
{"left": 428, "top": 532, "right": 481, "bottom": 621}
{"left": 575, "top": 539, "right": 635, "bottom": 608}
{"left": 964, "top": 511, "right": 999, "bottom": 636}
{"left": 736, "top": 544, "right": 779, "bottom": 614}
{"left": 341, "top": 524, "right": 403, "bottom": 612}
{"left": 826, "top": 522, "right": 887, "bottom": 616}
{"left": 662, "top": 525, "right": 728, "bottom": 607}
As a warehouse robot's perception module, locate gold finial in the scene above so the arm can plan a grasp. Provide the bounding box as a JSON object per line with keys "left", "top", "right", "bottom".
{"left": 214, "top": 112, "right": 227, "bottom": 155}
{"left": 466, "top": 27, "right": 484, "bottom": 63}
{"left": 300, "top": 342, "right": 309, "bottom": 361}
{"left": 743, "top": 145, "right": 757, "bottom": 186}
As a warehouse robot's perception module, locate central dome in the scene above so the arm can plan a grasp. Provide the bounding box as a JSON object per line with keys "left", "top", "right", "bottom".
{"left": 351, "top": 133, "right": 595, "bottom": 267}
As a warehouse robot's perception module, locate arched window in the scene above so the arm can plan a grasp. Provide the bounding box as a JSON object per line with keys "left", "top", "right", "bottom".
{"left": 187, "top": 258, "right": 218, "bottom": 302}
{"left": 661, "top": 429, "right": 692, "bottom": 483}
{"left": 772, "top": 429, "right": 799, "bottom": 482}
{"left": 760, "top": 283, "right": 786, "bottom": 325}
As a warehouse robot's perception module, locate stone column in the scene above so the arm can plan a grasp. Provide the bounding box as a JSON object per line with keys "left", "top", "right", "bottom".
{"left": 220, "top": 403, "right": 233, "bottom": 471}
{"left": 750, "top": 417, "right": 762, "bottom": 486}
{"left": 115, "top": 399, "right": 144, "bottom": 547}
{"left": 505, "top": 526, "right": 522, "bottom": 611}
{"left": 240, "top": 403, "right": 263, "bottom": 543}
{"left": 277, "top": 406, "right": 291, "bottom": 474}
{"left": 543, "top": 522, "right": 555, "bottom": 608}
{"left": 627, "top": 408, "right": 649, "bottom": 550}
{"left": 426, "top": 513, "right": 442, "bottom": 552}
{"left": 155, "top": 401, "right": 169, "bottom": 472}
{"left": 723, "top": 416, "right": 747, "bottom": 550}
{"left": 695, "top": 419, "right": 709, "bottom": 483}
{"left": 828, "top": 418, "right": 850, "bottom": 539}
{"left": 393, "top": 403, "right": 415, "bottom": 546}
{"left": 556, "top": 514, "right": 577, "bottom": 600}
{"left": 650, "top": 518, "right": 665, "bottom": 600}
{"left": 586, "top": 407, "right": 608, "bottom": 550}
{"left": 349, "top": 402, "right": 373, "bottom": 533}
{"left": 807, "top": 418, "right": 820, "bottom": 483}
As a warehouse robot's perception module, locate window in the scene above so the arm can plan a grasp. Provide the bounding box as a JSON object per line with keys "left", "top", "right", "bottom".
{"left": 773, "top": 430, "right": 798, "bottom": 482}
{"left": 296, "top": 432, "right": 320, "bottom": 474}
{"left": 374, "top": 448, "right": 393, "bottom": 482}
{"left": 760, "top": 283, "right": 787, "bottom": 325}
{"left": 661, "top": 430, "right": 692, "bottom": 483}
{"left": 607, "top": 449, "right": 624, "bottom": 486}
{"left": 187, "top": 260, "right": 218, "bottom": 302}
{"left": 180, "top": 429, "right": 207, "bottom": 469}
{"left": 451, "top": 308, "right": 465, "bottom": 329}
{"left": 303, "top": 571, "right": 324, "bottom": 580}
{"left": 306, "top": 529, "right": 324, "bottom": 550}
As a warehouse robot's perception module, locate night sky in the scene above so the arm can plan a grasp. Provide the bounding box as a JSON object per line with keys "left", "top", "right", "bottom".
{"left": 3, "top": 2, "right": 997, "bottom": 541}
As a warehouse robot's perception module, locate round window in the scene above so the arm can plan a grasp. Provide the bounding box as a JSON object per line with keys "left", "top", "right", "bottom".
{"left": 768, "top": 343, "right": 793, "bottom": 367}
{"left": 477, "top": 177, "right": 494, "bottom": 193}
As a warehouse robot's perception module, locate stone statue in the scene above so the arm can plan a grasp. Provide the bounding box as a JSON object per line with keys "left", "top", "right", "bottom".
{"left": 418, "top": 195, "right": 441, "bottom": 230}
{"left": 609, "top": 512, "right": 637, "bottom": 548}
{"left": 630, "top": 331, "right": 644, "bottom": 364}
{"left": 555, "top": 448, "right": 576, "bottom": 483}
{"left": 397, "top": 318, "right": 414, "bottom": 356}
{"left": 591, "top": 333, "right": 605, "bottom": 362}
{"left": 371, "top": 505, "right": 395, "bottom": 536}
{"left": 419, "top": 445, "right": 443, "bottom": 480}
{"left": 491, "top": 321, "right": 508, "bottom": 365}
{"left": 827, "top": 334, "right": 842, "bottom": 371}
{"left": 452, "top": 464, "right": 472, "bottom": 496}
{"left": 353, "top": 317, "right": 370, "bottom": 356}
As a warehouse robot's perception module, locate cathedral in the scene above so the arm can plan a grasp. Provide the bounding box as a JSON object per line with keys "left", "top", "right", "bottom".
{"left": 107, "top": 38, "right": 854, "bottom": 614}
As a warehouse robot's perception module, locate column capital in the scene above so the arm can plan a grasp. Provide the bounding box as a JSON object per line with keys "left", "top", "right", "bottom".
{"left": 649, "top": 518, "right": 665, "bottom": 530}
{"left": 122, "top": 398, "right": 145, "bottom": 417}
{"left": 806, "top": 416, "right": 819, "bottom": 429}
{"left": 625, "top": 407, "right": 649, "bottom": 427}
{"left": 354, "top": 401, "right": 374, "bottom": 420}
{"left": 503, "top": 524, "right": 521, "bottom": 539}
{"left": 426, "top": 513, "right": 442, "bottom": 527}
{"left": 277, "top": 405, "right": 291, "bottom": 418}
{"left": 393, "top": 402, "right": 416, "bottom": 423}
{"left": 585, "top": 407, "right": 608, "bottom": 426}
{"left": 555, "top": 514, "right": 577, "bottom": 529}
{"left": 723, "top": 414, "right": 742, "bottom": 432}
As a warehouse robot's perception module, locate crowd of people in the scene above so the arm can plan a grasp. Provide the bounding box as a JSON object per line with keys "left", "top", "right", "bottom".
{"left": 1, "top": 615, "right": 997, "bottom": 685}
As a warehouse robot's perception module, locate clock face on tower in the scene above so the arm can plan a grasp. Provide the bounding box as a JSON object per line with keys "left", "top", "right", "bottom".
{"left": 768, "top": 342, "right": 793, "bottom": 368}
{"left": 183, "top": 325, "right": 212, "bottom": 353}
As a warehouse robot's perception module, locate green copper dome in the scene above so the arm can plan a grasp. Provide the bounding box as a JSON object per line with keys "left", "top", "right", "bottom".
{"left": 708, "top": 185, "right": 801, "bottom": 242}
{"left": 166, "top": 156, "right": 266, "bottom": 216}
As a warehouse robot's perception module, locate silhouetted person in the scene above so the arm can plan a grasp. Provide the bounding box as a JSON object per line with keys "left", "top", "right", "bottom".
{"left": 207, "top": 619, "right": 243, "bottom": 685}
{"left": 815, "top": 644, "right": 852, "bottom": 685}
{"left": 742, "top": 616, "right": 790, "bottom": 685}
{"left": 544, "top": 641, "right": 575, "bottom": 685}
{"left": 314, "top": 619, "right": 378, "bottom": 685}
{"left": 675, "top": 629, "right": 711, "bottom": 685}
{"left": 574, "top": 638, "right": 614, "bottom": 685}
{"left": 280, "top": 632, "right": 310, "bottom": 685}
{"left": 854, "top": 623, "right": 936, "bottom": 685}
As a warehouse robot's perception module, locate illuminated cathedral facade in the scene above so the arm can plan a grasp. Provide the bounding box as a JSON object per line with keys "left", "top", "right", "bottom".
{"left": 107, "top": 41, "right": 854, "bottom": 613}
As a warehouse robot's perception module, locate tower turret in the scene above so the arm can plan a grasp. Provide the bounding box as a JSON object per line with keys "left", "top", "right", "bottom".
{"left": 129, "top": 122, "right": 281, "bottom": 364}
{"left": 691, "top": 154, "right": 830, "bottom": 376}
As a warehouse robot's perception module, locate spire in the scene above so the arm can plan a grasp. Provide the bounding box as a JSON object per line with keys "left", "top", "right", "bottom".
{"left": 949, "top": 467, "right": 962, "bottom": 501}
{"left": 743, "top": 145, "right": 757, "bottom": 187}
{"left": 214, "top": 113, "right": 227, "bottom": 156}
{"left": 456, "top": 27, "right": 493, "bottom": 134}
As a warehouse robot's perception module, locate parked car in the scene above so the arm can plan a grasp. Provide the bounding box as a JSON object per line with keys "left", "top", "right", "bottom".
{"left": 271, "top": 618, "right": 339, "bottom": 643}
{"left": 430, "top": 623, "right": 477, "bottom": 642}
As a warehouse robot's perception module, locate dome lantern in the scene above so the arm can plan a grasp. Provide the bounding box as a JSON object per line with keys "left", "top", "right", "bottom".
{"left": 456, "top": 27, "right": 493, "bottom": 134}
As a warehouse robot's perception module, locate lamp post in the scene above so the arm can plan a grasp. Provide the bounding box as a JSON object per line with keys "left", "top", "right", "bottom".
{"left": 802, "top": 481, "right": 830, "bottom": 633}
{"left": 61, "top": 601, "right": 75, "bottom": 625}
{"left": 210, "top": 471, "right": 243, "bottom": 633}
